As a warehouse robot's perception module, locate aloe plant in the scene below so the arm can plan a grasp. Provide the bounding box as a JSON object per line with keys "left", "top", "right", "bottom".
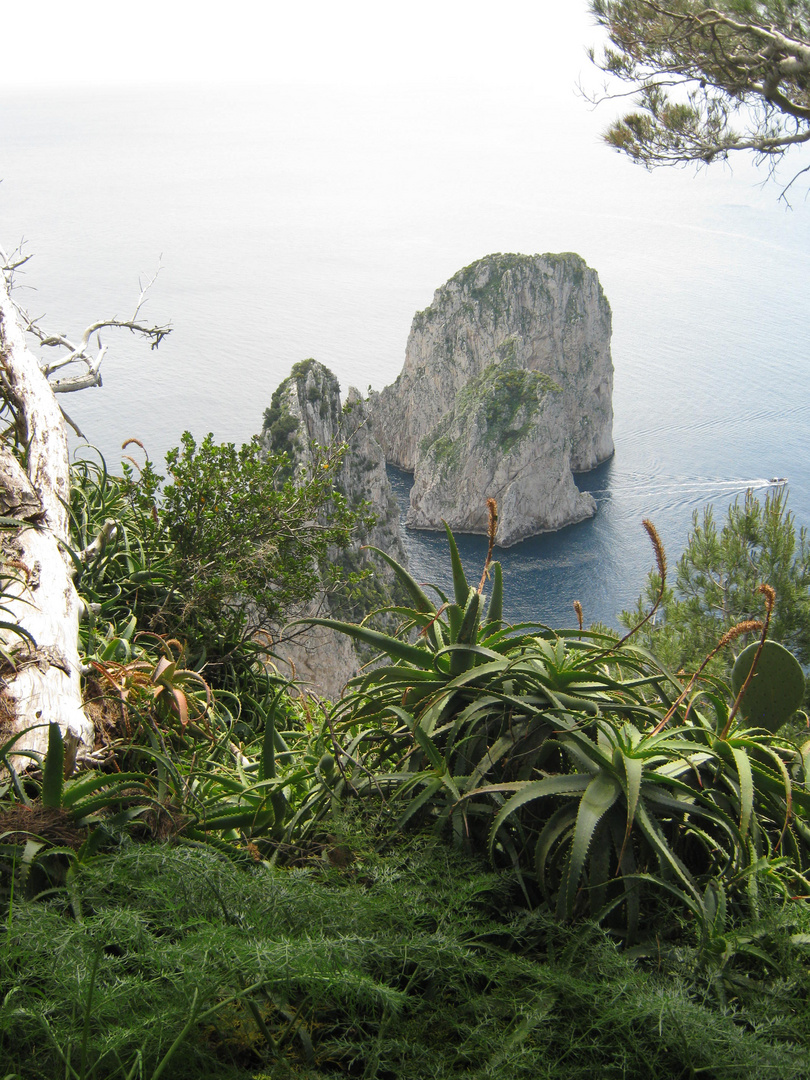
{"left": 302, "top": 516, "right": 810, "bottom": 934}
{"left": 180, "top": 720, "right": 297, "bottom": 845}
{"left": 37, "top": 722, "right": 151, "bottom": 823}
{"left": 0, "top": 722, "right": 155, "bottom": 907}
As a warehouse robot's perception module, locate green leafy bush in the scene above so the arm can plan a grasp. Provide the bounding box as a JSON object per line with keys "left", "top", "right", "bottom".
{"left": 69, "top": 435, "right": 369, "bottom": 688}
{"left": 138, "top": 434, "right": 363, "bottom": 668}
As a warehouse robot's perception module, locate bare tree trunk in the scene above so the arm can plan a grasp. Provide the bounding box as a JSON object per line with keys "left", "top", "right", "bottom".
{"left": 0, "top": 281, "right": 91, "bottom": 765}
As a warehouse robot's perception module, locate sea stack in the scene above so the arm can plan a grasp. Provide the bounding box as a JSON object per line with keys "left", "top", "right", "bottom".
{"left": 368, "top": 252, "right": 614, "bottom": 546}
{"left": 259, "top": 358, "right": 406, "bottom": 698}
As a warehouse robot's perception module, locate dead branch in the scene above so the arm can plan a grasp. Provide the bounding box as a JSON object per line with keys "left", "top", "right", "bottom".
{"left": 0, "top": 246, "right": 171, "bottom": 395}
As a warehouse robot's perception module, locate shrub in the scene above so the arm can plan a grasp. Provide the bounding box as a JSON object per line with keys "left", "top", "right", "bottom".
{"left": 70, "top": 437, "right": 366, "bottom": 683}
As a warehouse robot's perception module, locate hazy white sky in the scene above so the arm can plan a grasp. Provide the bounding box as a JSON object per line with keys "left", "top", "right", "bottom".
{"left": 1, "top": 2, "right": 599, "bottom": 86}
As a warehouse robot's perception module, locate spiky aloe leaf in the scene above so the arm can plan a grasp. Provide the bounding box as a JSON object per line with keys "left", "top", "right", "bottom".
{"left": 728, "top": 744, "right": 754, "bottom": 839}
{"left": 409, "top": 725, "right": 460, "bottom": 801}
{"left": 617, "top": 748, "right": 643, "bottom": 847}
{"left": 444, "top": 603, "right": 462, "bottom": 643}
{"left": 392, "top": 776, "right": 445, "bottom": 832}
{"left": 62, "top": 771, "right": 154, "bottom": 810}
{"left": 466, "top": 726, "right": 532, "bottom": 789}
{"left": 558, "top": 727, "right": 614, "bottom": 774}
{"left": 633, "top": 798, "right": 701, "bottom": 903}
{"left": 534, "top": 803, "right": 577, "bottom": 896}
{"left": 177, "top": 829, "right": 252, "bottom": 863}
{"left": 98, "top": 634, "right": 132, "bottom": 662}
{"left": 260, "top": 714, "right": 276, "bottom": 781}
{"left": 0, "top": 619, "right": 36, "bottom": 652}
{"left": 484, "top": 773, "right": 592, "bottom": 863}
{"left": 607, "top": 813, "right": 640, "bottom": 937}
{"left": 486, "top": 561, "right": 505, "bottom": 622}
{"left": 478, "top": 623, "right": 542, "bottom": 651}
{"left": 352, "top": 665, "right": 442, "bottom": 686}
{"left": 16, "top": 838, "right": 46, "bottom": 894}
{"left": 443, "top": 521, "right": 469, "bottom": 606}
{"left": 260, "top": 688, "right": 285, "bottom": 781}
{"left": 456, "top": 588, "right": 481, "bottom": 644}
{"left": 548, "top": 689, "right": 602, "bottom": 715}
{"left": 68, "top": 785, "right": 153, "bottom": 824}
{"left": 448, "top": 589, "right": 482, "bottom": 676}
{"left": 41, "top": 723, "right": 65, "bottom": 809}
{"left": 362, "top": 545, "right": 444, "bottom": 651}
{"left": 362, "top": 546, "right": 437, "bottom": 615}
{"left": 151, "top": 656, "right": 177, "bottom": 684}
{"left": 588, "top": 817, "right": 613, "bottom": 916}
{"left": 703, "top": 880, "right": 727, "bottom": 933}
{"left": 483, "top": 561, "right": 503, "bottom": 631}
{"left": 749, "top": 752, "right": 806, "bottom": 812}
{"left": 295, "top": 617, "right": 438, "bottom": 670}
{"left": 561, "top": 772, "right": 621, "bottom": 919}
{"left": 642, "top": 781, "right": 746, "bottom": 869}
{"left": 800, "top": 738, "right": 810, "bottom": 786}
{"left": 270, "top": 791, "right": 289, "bottom": 836}
{"left": 194, "top": 807, "right": 277, "bottom": 833}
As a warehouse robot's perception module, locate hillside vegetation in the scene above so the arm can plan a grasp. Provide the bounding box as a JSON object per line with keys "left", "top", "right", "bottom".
{"left": 2, "top": 442, "right": 810, "bottom": 1078}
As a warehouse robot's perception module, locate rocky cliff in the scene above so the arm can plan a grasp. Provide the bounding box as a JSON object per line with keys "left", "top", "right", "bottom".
{"left": 369, "top": 253, "right": 613, "bottom": 545}
{"left": 260, "top": 359, "right": 406, "bottom": 698}
{"left": 408, "top": 364, "right": 596, "bottom": 544}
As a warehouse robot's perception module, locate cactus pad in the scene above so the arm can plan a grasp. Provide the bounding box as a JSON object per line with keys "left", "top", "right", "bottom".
{"left": 731, "top": 640, "right": 805, "bottom": 732}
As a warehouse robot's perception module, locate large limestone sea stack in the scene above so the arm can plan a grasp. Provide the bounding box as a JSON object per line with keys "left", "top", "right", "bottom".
{"left": 369, "top": 253, "right": 614, "bottom": 546}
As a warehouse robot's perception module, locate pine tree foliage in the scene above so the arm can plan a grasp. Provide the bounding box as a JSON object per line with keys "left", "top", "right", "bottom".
{"left": 590, "top": 1, "right": 810, "bottom": 178}
{"left": 621, "top": 488, "right": 810, "bottom": 677}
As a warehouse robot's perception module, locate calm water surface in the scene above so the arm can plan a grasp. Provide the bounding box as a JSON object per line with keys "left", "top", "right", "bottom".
{"left": 1, "top": 83, "right": 808, "bottom": 627}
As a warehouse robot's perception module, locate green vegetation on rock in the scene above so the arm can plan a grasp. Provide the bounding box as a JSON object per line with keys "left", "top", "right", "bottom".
{"left": 414, "top": 252, "right": 590, "bottom": 328}
{"left": 478, "top": 365, "right": 559, "bottom": 451}
{"left": 262, "top": 387, "right": 299, "bottom": 454}
{"left": 420, "top": 361, "right": 561, "bottom": 473}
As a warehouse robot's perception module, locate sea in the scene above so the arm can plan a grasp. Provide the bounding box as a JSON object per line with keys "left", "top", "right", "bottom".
{"left": 1, "top": 82, "right": 809, "bottom": 630}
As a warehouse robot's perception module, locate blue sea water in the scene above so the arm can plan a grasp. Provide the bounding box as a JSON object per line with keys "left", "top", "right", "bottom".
{"left": 1, "top": 83, "right": 809, "bottom": 629}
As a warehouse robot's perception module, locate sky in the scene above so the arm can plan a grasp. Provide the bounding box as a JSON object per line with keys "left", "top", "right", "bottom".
{"left": 0, "top": 2, "right": 600, "bottom": 88}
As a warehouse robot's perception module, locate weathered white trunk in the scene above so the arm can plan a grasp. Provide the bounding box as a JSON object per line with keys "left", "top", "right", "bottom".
{"left": 0, "top": 281, "right": 92, "bottom": 764}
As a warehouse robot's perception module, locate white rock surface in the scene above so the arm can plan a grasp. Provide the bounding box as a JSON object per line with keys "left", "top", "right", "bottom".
{"left": 369, "top": 252, "right": 613, "bottom": 542}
